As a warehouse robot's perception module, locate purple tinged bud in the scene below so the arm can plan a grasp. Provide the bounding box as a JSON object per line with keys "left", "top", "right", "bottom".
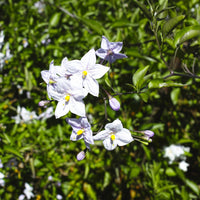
{"left": 77, "top": 151, "right": 86, "bottom": 161}
{"left": 109, "top": 97, "right": 120, "bottom": 111}
{"left": 144, "top": 130, "right": 154, "bottom": 138}
{"left": 38, "top": 100, "right": 50, "bottom": 107}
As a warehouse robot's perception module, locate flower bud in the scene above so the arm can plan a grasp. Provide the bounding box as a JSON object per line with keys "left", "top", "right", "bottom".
{"left": 38, "top": 100, "right": 50, "bottom": 107}
{"left": 109, "top": 97, "right": 120, "bottom": 111}
{"left": 144, "top": 130, "right": 154, "bottom": 138}
{"left": 76, "top": 151, "right": 86, "bottom": 161}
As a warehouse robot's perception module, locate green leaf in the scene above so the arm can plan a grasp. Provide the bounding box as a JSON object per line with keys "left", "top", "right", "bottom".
{"left": 83, "top": 183, "right": 97, "bottom": 200}
{"left": 162, "top": 15, "right": 185, "bottom": 37}
{"left": 133, "top": 0, "right": 152, "bottom": 20}
{"left": 170, "top": 88, "right": 181, "bottom": 105}
{"left": 3, "top": 145, "right": 23, "bottom": 159}
{"left": 111, "top": 20, "right": 138, "bottom": 28}
{"left": 133, "top": 65, "right": 149, "bottom": 92}
{"left": 174, "top": 25, "right": 200, "bottom": 46}
{"left": 139, "top": 92, "right": 149, "bottom": 102}
{"left": 185, "top": 179, "right": 200, "bottom": 195}
{"left": 50, "top": 13, "right": 62, "bottom": 27}
{"left": 166, "top": 167, "right": 176, "bottom": 176}
{"left": 78, "top": 17, "right": 105, "bottom": 35}
{"left": 148, "top": 79, "right": 186, "bottom": 89}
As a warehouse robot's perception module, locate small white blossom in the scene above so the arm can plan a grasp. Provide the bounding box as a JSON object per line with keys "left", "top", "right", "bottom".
{"left": 93, "top": 119, "right": 133, "bottom": 150}
{"left": 179, "top": 160, "right": 189, "bottom": 172}
{"left": 24, "top": 183, "right": 34, "bottom": 199}
{"left": 56, "top": 194, "right": 63, "bottom": 200}
{"left": 0, "top": 172, "right": 5, "bottom": 187}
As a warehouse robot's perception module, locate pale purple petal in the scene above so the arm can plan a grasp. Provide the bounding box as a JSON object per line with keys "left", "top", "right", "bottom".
{"left": 93, "top": 130, "right": 110, "bottom": 141}
{"left": 89, "top": 64, "right": 109, "bottom": 79}
{"left": 110, "top": 42, "right": 123, "bottom": 53}
{"left": 95, "top": 48, "right": 107, "bottom": 59}
{"left": 70, "top": 131, "right": 83, "bottom": 141}
{"left": 84, "top": 128, "right": 94, "bottom": 144}
{"left": 66, "top": 118, "right": 82, "bottom": 129}
{"left": 103, "top": 137, "right": 117, "bottom": 150}
{"left": 101, "top": 36, "right": 110, "bottom": 50}
{"left": 105, "top": 53, "right": 127, "bottom": 64}
{"left": 105, "top": 119, "right": 123, "bottom": 132}
{"left": 115, "top": 129, "right": 134, "bottom": 146}
{"left": 41, "top": 70, "right": 50, "bottom": 84}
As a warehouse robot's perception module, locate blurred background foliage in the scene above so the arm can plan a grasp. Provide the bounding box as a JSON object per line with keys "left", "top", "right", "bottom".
{"left": 0, "top": 0, "right": 200, "bottom": 199}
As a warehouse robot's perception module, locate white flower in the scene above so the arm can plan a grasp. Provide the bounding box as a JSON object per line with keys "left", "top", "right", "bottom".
{"left": 0, "top": 30, "right": 4, "bottom": 49}
{"left": 22, "top": 38, "right": 28, "bottom": 48}
{"left": 24, "top": 183, "right": 34, "bottom": 199}
{"left": 0, "top": 159, "right": 3, "bottom": 168}
{"left": 12, "top": 106, "right": 39, "bottom": 124}
{"left": 93, "top": 119, "right": 133, "bottom": 150}
{"left": 164, "top": 144, "right": 190, "bottom": 164}
{"left": 0, "top": 172, "right": 5, "bottom": 187}
{"left": 41, "top": 58, "right": 68, "bottom": 99}
{"left": 34, "top": 1, "right": 45, "bottom": 13}
{"left": 38, "top": 107, "right": 54, "bottom": 120}
{"left": 18, "top": 194, "right": 25, "bottom": 200}
{"left": 56, "top": 194, "right": 63, "bottom": 200}
{"left": 179, "top": 160, "right": 189, "bottom": 172}
{"left": 66, "top": 49, "right": 110, "bottom": 97}
{"left": 54, "top": 76, "right": 87, "bottom": 118}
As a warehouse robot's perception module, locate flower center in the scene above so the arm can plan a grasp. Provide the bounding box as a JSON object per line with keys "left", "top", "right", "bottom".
{"left": 65, "top": 95, "right": 70, "bottom": 102}
{"left": 107, "top": 49, "right": 113, "bottom": 55}
{"left": 82, "top": 70, "right": 87, "bottom": 78}
{"left": 49, "top": 79, "right": 56, "bottom": 84}
{"left": 77, "top": 129, "right": 84, "bottom": 135}
{"left": 110, "top": 134, "right": 115, "bottom": 141}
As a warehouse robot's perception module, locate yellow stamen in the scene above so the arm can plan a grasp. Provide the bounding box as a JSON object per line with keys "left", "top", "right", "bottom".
{"left": 77, "top": 129, "right": 84, "bottom": 135}
{"left": 65, "top": 95, "right": 70, "bottom": 102}
{"left": 110, "top": 134, "right": 115, "bottom": 141}
{"left": 49, "top": 79, "right": 56, "bottom": 84}
{"left": 82, "top": 70, "right": 87, "bottom": 78}
{"left": 5, "top": 60, "right": 8, "bottom": 64}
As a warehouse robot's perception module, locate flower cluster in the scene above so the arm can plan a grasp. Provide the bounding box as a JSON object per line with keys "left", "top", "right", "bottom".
{"left": 40, "top": 36, "right": 154, "bottom": 160}
{"left": 12, "top": 106, "right": 53, "bottom": 124}
{"left": 164, "top": 144, "right": 190, "bottom": 171}
{"left": 0, "top": 31, "right": 12, "bottom": 70}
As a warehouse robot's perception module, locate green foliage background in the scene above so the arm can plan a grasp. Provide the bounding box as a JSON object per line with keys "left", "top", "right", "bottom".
{"left": 0, "top": 0, "right": 200, "bottom": 199}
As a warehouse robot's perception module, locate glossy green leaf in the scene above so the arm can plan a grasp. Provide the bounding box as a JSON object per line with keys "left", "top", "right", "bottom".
{"left": 50, "top": 13, "right": 62, "bottom": 27}
{"left": 3, "top": 145, "right": 23, "bottom": 159}
{"left": 133, "top": 65, "right": 149, "bottom": 91}
{"left": 162, "top": 15, "right": 185, "bottom": 36}
{"left": 133, "top": 0, "right": 152, "bottom": 20}
{"left": 148, "top": 79, "right": 185, "bottom": 89}
{"left": 185, "top": 179, "right": 200, "bottom": 195}
{"left": 174, "top": 25, "right": 200, "bottom": 46}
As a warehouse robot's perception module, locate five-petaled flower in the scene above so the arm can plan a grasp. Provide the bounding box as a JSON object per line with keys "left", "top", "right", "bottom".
{"left": 66, "top": 117, "right": 94, "bottom": 149}
{"left": 96, "top": 36, "right": 127, "bottom": 64}
{"left": 93, "top": 119, "right": 133, "bottom": 150}
{"left": 66, "top": 49, "right": 110, "bottom": 97}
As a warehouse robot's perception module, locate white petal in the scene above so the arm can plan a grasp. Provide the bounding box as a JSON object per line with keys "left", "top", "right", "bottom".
{"left": 81, "top": 49, "right": 96, "bottom": 68}
{"left": 105, "top": 119, "right": 123, "bottom": 132}
{"left": 89, "top": 64, "right": 109, "bottom": 79}
{"left": 69, "top": 98, "right": 85, "bottom": 117}
{"left": 93, "top": 130, "right": 110, "bottom": 141}
{"left": 83, "top": 76, "right": 99, "bottom": 97}
{"left": 41, "top": 70, "right": 50, "bottom": 84}
{"left": 101, "top": 36, "right": 110, "bottom": 50}
{"left": 103, "top": 138, "right": 117, "bottom": 150}
{"left": 115, "top": 129, "right": 133, "bottom": 146}
{"left": 66, "top": 60, "right": 82, "bottom": 74}
{"left": 55, "top": 100, "right": 70, "bottom": 118}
